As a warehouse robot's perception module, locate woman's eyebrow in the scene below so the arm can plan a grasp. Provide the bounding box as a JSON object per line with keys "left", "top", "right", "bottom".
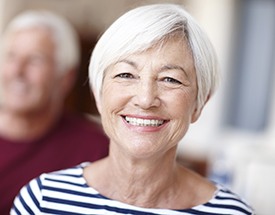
{"left": 160, "top": 64, "right": 188, "bottom": 77}
{"left": 115, "top": 59, "right": 137, "bottom": 69}
{"left": 115, "top": 60, "right": 189, "bottom": 77}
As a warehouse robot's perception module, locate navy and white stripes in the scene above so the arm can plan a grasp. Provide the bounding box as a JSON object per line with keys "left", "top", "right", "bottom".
{"left": 11, "top": 163, "right": 254, "bottom": 215}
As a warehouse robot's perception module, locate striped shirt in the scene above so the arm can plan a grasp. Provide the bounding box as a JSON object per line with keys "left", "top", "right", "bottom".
{"left": 11, "top": 162, "right": 254, "bottom": 215}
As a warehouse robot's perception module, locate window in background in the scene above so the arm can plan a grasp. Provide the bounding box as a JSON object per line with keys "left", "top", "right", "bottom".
{"left": 226, "top": 0, "right": 275, "bottom": 132}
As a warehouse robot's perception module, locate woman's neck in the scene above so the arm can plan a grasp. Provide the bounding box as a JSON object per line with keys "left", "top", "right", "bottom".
{"left": 85, "top": 146, "right": 188, "bottom": 208}
{"left": 85, "top": 143, "right": 216, "bottom": 209}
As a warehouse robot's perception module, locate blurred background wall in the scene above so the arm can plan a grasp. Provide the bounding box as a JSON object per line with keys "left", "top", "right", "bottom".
{"left": 1, "top": 0, "right": 275, "bottom": 214}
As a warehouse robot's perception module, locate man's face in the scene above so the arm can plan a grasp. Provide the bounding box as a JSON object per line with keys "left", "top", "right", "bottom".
{"left": 0, "top": 28, "right": 62, "bottom": 115}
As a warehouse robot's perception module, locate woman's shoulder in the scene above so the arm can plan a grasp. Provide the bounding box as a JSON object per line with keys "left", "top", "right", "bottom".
{"left": 10, "top": 162, "right": 95, "bottom": 214}
{"left": 21, "top": 162, "right": 91, "bottom": 197}
{"left": 178, "top": 168, "right": 254, "bottom": 214}
{"left": 204, "top": 183, "right": 255, "bottom": 214}
{"left": 38, "top": 162, "right": 90, "bottom": 184}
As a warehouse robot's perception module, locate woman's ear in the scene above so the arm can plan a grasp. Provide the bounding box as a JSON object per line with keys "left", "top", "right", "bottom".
{"left": 191, "top": 94, "right": 211, "bottom": 123}
{"left": 191, "top": 107, "right": 201, "bottom": 123}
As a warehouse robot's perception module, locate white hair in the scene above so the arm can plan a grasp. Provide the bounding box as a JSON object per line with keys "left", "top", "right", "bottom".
{"left": 89, "top": 4, "right": 219, "bottom": 110}
{"left": 1, "top": 10, "right": 80, "bottom": 74}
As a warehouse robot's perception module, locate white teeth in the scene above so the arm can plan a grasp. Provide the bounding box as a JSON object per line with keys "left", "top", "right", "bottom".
{"left": 125, "top": 116, "right": 164, "bottom": 127}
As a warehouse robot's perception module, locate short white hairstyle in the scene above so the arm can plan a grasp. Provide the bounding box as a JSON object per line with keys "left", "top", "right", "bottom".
{"left": 1, "top": 10, "right": 80, "bottom": 74}
{"left": 89, "top": 4, "right": 219, "bottom": 110}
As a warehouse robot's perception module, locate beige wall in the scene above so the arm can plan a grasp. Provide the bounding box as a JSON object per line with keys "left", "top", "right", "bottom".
{"left": 0, "top": 0, "right": 188, "bottom": 36}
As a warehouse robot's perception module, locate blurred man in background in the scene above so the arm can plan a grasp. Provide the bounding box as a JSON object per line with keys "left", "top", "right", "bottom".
{"left": 0, "top": 10, "right": 109, "bottom": 214}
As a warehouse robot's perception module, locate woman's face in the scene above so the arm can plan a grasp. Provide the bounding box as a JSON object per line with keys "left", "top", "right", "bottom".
{"left": 98, "top": 38, "right": 200, "bottom": 159}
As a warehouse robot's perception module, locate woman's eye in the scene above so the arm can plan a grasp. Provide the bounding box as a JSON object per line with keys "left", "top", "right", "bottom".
{"left": 163, "top": 77, "right": 182, "bottom": 84}
{"left": 115, "top": 73, "right": 134, "bottom": 79}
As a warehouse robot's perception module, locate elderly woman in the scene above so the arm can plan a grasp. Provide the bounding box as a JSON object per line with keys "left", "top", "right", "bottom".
{"left": 11, "top": 4, "right": 254, "bottom": 215}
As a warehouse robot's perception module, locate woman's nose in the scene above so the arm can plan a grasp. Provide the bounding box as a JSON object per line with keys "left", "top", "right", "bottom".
{"left": 134, "top": 80, "right": 161, "bottom": 109}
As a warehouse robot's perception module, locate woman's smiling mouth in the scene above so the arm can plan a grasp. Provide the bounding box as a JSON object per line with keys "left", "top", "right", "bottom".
{"left": 123, "top": 116, "right": 166, "bottom": 127}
